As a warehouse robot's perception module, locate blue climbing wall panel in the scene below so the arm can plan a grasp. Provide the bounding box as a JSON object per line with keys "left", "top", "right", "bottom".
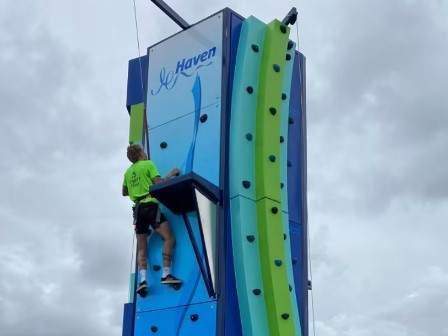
{"left": 124, "top": 7, "right": 308, "bottom": 336}
{"left": 288, "top": 51, "right": 308, "bottom": 336}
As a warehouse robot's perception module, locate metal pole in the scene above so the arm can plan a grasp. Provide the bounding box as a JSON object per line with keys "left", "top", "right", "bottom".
{"left": 150, "top": 0, "right": 190, "bottom": 30}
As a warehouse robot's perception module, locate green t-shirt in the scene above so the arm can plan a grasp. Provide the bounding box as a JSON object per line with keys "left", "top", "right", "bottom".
{"left": 123, "top": 160, "right": 160, "bottom": 204}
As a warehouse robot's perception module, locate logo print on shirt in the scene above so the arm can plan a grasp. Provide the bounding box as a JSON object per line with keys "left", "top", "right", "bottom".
{"left": 130, "top": 172, "right": 140, "bottom": 188}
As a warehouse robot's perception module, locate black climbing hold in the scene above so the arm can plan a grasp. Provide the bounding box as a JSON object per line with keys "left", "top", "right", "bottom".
{"left": 242, "top": 180, "right": 251, "bottom": 189}
{"left": 152, "top": 265, "right": 161, "bottom": 271}
{"left": 287, "top": 160, "right": 292, "bottom": 167}
{"left": 246, "top": 235, "right": 255, "bottom": 242}
{"left": 246, "top": 86, "right": 254, "bottom": 94}
{"left": 200, "top": 114, "right": 208, "bottom": 123}
{"left": 308, "top": 280, "right": 313, "bottom": 290}
{"left": 245, "top": 133, "right": 253, "bottom": 141}
{"left": 190, "top": 314, "right": 199, "bottom": 322}
{"left": 275, "top": 259, "right": 283, "bottom": 266}
{"left": 251, "top": 44, "right": 259, "bottom": 52}
{"left": 289, "top": 285, "right": 293, "bottom": 292}
{"left": 287, "top": 40, "right": 294, "bottom": 50}
{"left": 151, "top": 326, "right": 158, "bottom": 333}
{"left": 269, "top": 107, "right": 277, "bottom": 115}
{"left": 281, "top": 313, "right": 290, "bottom": 320}
{"left": 292, "top": 258, "right": 298, "bottom": 265}
{"left": 282, "top": 93, "right": 287, "bottom": 100}
{"left": 286, "top": 54, "right": 292, "bottom": 61}
{"left": 273, "top": 64, "right": 280, "bottom": 72}
{"left": 280, "top": 136, "right": 284, "bottom": 143}
{"left": 284, "top": 233, "right": 287, "bottom": 240}
{"left": 280, "top": 25, "right": 287, "bottom": 33}
{"left": 271, "top": 207, "right": 278, "bottom": 214}
{"left": 280, "top": 183, "right": 284, "bottom": 189}
{"left": 288, "top": 116, "right": 294, "bottom": 124}
{"left": 269, "top": 155, "right": 276, "bottom": 162}
{"left": 253, "top": 289, "right": 261, "bottom": 295}
{"left": 160, "top": 142, "right": 167, "bottom": 149}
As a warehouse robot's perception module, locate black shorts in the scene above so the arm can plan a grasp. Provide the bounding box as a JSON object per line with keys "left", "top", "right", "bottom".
{"left": 134, "top": 202, "right": 167, "bottom": 234}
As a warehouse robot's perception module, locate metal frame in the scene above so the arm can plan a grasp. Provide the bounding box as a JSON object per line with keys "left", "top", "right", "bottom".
{"left": 149, "top": 0, "right": 190, "bottom": 30}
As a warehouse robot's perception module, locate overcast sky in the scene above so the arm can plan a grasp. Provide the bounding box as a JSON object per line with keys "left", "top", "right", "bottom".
{"left": 1, "top": 0, "right": 447, "bottom": 335}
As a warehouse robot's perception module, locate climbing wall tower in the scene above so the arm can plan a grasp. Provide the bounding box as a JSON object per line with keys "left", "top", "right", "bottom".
{"left": 123, "top": 8, "right": 308, "bottom": 336}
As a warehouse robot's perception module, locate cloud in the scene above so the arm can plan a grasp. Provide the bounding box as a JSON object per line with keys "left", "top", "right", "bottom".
{"left": 1, "top": 0, "right": 447, "bottom": 335}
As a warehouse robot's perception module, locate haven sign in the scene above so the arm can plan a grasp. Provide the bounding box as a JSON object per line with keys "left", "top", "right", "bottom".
{"left": 150, "top": 46, "right": 217, "bottom": 96}
{"left": 146, "top": 13, "right": 223, "bottom": 127}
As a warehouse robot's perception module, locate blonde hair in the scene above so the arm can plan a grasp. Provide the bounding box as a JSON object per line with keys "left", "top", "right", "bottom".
{"left": 127, "top": 144, "right": 144, "bottom": 163}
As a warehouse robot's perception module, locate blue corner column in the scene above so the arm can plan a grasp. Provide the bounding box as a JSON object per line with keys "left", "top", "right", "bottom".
{"left": 126, "top": 55, "right": 149, "bottom": 112}
{"left": 217, "top": 9, "right": 244, "bottom": 336}
{"left": 287, "top": 51, "right": 308, "bottom": 336}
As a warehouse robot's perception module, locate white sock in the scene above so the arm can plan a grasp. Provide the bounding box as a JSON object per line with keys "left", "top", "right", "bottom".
{"left": 162, "top": 267, "right": 171, "bottom": 278}
{"left": 140, "top": 269, "right": 147, "bottom": 282}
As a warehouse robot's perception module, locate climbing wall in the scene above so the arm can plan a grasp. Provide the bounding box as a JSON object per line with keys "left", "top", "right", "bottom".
{"left": 135, "top": 12, "right": 224, "bottom": 335}
{"left": 229, "top": 15, "right": 305, "bottom": 336}
{"left": 123, "top": 7, "right": 308, "bottom": 336}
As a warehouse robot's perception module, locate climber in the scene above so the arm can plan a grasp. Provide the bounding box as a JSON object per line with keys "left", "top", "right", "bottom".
{"left": 122, "top": 144, "right": 182, "bottom": 296}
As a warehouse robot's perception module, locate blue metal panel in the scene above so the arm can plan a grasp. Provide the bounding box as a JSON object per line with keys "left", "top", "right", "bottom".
{"left": 126, "top": 56, "right": 148, "bottom": 112}
{"left": 135, "top": 211, "right": 212, "bottom": 313}
{"left": 192, "top": 102, "right": 221, "bottom": 186}
{"left": 289, "top": 221, "right": 304, "bottom": 326}
{"left": 149, "top": 114, "right": 195, "bottom": 175}
{"left": 122, "top": 303, "right": 135, "bottom": 336}
{"left": 220, "top": 10, "right": 244, "bottom": 336}
{"left": 287, "top": 52, "right": 308, "bottom": 336}
{"left": 287, "top": 53, "right": 302, "bottom": 224}
{"left": 135, "top": 301, "right": 217, "bottom": 335}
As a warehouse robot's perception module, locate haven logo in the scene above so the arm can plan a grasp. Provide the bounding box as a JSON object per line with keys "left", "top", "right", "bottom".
{"left": 151, "top": 46, "right": 217, "bottom": 95}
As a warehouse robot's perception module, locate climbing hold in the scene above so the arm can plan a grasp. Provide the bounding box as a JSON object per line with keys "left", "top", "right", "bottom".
{"left": 160, "top": 142, "right": 167, "bottom": 149}
{"left": 151, "top": 326, "right": 158, "bottom": 333}
{"left": 271, "top": 207, "right": 278, "bottom": 214}
{"left": 286, "top": 54, "right": 292, "bottom": 61}
{"left": 283, "top": 233, "right": 287, "bottom": 240}
{"left": 287, "top": 40, "right": 294, "bottom": 50}
{"left": 253, "top": 289, "right": 261, "bottom": 295}
{"left": 269, "top": 107, "right": 277, "bottom": 115}
{"left": 152, "top": 265, "right": 161, "bottom": 271}
{"left": 246, "top": 86, "right": 254, "bottom": 94}
{"left": 251, "top": 44, "right": 259, "bottom": 52}
{"left": 269, "top": 155, "right": 276, "bottom": 162}
{"left": 275, "top": 259, "right": 283, "bottom": 266}
{"left": 242, "top": 180, "right": 251, "bottom": 189}
{"left": 289, "top": 284, "right": 293, "bottom": 292}
{"left": 273, "top": 64, "right": 281, "bottom": 72}
{"left": 282, "top": 93, "right": 287, "bottom": 100}
{"left": 308, "top": 280, "right": 313, "bottom": 290}
{"left": 288, "top": 116, "right": 294, "bottom": 124}
{"left": 245, "top": 133, "right": 253, "bottom": 141}
{"left": 200, "top": 114, "right": 208, "bottom": 123}
{"left": 292, "top": 258, "right": 298, "bottom": 265}
{"left": 281, "top": 313, "right": 290, "bottom": 320}
{"left": 287, "top": 160, "right": 292, "bottom": 167}
{"left": 280, "top": 182, "right": 284, "bottom": 189}
{"left": 280, "top": 25, "right": 287, "bottom": 34}
{"left": 280, "top": 136, "right": 284, "bottom": 143}
{"left": 246, "top": 235, "right": 255, "bottom": 242}
{"left": 190, "top": 314, "right": 199, "bottom": 322}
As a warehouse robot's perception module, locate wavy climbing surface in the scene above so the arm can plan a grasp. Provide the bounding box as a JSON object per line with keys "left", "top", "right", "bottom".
{"left": 229, "top": 16, "right": 269, "bottom": 336}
